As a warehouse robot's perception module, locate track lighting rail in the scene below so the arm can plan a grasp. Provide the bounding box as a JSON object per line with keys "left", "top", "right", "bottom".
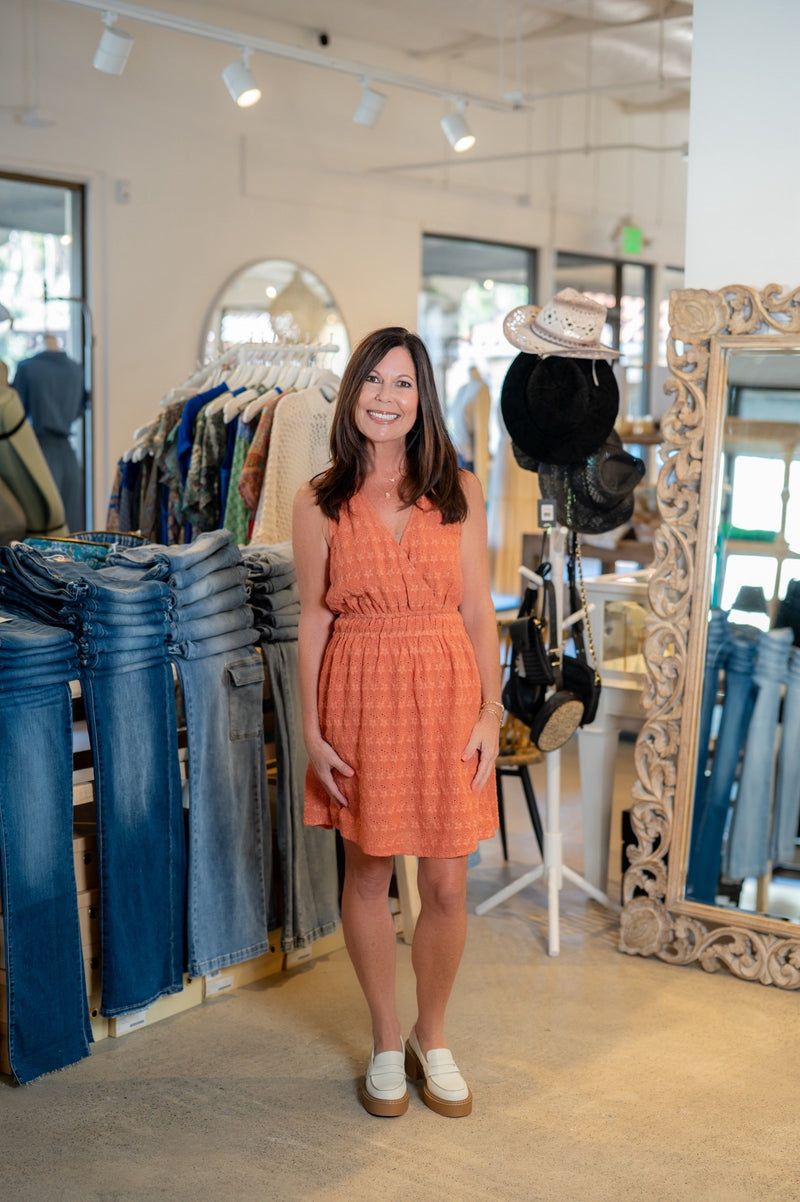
{"left": 52, "top": 0, "right": 520, "bottom": 114}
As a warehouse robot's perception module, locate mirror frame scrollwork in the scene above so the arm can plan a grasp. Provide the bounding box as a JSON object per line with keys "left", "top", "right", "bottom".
{"left": 619, "top": 283, "right": 800, "bottom": 989}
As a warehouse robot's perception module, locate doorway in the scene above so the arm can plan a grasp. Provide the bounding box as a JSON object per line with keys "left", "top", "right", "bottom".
{"left": 0, "top": 171, "right": 90, "bottom": 529}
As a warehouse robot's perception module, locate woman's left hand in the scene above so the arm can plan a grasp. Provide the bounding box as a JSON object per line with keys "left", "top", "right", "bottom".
{"left": 461, "top": 712, "right": 500, "bottom": 791}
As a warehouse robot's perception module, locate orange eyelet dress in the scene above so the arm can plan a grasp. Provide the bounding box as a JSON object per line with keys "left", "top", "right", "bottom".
{"left": 304, "top": 491, "right": 498, "bottom": 858}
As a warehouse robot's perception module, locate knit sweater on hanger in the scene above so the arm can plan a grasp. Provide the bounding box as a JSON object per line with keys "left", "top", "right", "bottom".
{"left": 249, "top": 386, "right": 335, "bottom": 545}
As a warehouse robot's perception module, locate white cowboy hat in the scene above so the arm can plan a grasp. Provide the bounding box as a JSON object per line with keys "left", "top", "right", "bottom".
{"left": 503, "top": 288, "right": 620, "bottom": 360}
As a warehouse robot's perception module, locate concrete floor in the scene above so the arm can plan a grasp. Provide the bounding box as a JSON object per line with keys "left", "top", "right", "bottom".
{"left": 2, "top": 738, "right": 800, "bottom": 1201}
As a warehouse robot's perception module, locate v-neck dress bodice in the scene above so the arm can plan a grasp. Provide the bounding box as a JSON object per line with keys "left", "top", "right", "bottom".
{"left": 304, "top": 490, "right": 498, "bottom": 857}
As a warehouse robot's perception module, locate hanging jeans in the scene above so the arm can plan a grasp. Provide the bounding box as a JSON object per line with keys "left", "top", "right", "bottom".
{"left": 174, "top": 646, "right": 272, "bottom": 976}
{"left": 0, "top": 547, "right": 185, "bottom": 1016}
{"left": 53, "top": 534, "right": 271, "bottom": 976}
{"left": 691, "top": 608, "right": 730, "bottom": 850}
{"left": 685, "top": 624, "right": 760, "bottom": 904}
{"left": 724, "top": 626, "right": 794, "bottom": 881}
{"left": 262, "top": 639, "right": 340, "bottom": 952}
{"left": 0, "top": 617, "right": 91, "bottom": 1084}
{"left": 770, "top": 647, "right": 800, "bottom": 864}
{"left": 79, "top": 654, "right": 186, "bottom": 1016}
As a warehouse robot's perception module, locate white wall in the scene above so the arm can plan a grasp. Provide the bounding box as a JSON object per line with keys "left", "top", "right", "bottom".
{"left": 685, "top": 0, "right": 800, "bottom": 289}
{"left": 0, "top": 1, "right": 688, "bottom": 517}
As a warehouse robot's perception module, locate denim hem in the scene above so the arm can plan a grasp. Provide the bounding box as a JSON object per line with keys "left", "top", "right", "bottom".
{"left": 279, "top": 919, "right": 341, "bottom": 954}
{"left": 12, "top": 1042, "right": 92, "bottom": 1086}
{"left": 99, "top": 980, "right": 185, "bottom": 1019}
{"left": 188, "top": 938, "right": 271, "bottom": 978}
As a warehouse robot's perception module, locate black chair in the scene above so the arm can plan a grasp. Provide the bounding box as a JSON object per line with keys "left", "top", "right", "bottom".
{"left": 495, "top": 713, "right": 545, "bottom": 861}
{"left": 495, "top": 620, "right": 545, "bottom": 861}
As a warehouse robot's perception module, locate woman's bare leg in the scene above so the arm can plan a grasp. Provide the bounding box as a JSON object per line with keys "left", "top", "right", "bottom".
{"left": 341, "top": 837, "right": 402, "bottom": 1054}
{"left": 411, "top": 855, "right": 468, "bottom": 1052}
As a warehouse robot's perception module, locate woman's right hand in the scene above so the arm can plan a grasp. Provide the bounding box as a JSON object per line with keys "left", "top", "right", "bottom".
{"left": 307, "top": 736, "right": 354, "bottom": 807}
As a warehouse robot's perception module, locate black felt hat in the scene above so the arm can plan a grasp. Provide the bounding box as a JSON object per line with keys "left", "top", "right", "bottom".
{"left": 537, "top": 431, "right": 645, "bottom": 534}
{"left": 500, "top": 353, "right": 619, "bottom": 466}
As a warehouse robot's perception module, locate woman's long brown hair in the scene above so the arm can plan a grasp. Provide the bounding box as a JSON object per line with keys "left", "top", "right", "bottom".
{"left": 312, "top": 327, "right": 468, "bottom": 524}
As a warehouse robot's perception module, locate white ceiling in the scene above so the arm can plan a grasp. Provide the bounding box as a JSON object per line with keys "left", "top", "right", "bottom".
{"left": 213, "top": 0, "right": 693, "bottom": 114}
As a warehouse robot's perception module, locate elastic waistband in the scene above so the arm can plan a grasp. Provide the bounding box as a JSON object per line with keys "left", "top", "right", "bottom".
{"left": 332, "top": 611, "right": 462, "bottom": 637}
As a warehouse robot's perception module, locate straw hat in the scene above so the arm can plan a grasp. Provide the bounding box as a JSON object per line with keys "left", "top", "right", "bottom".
{"left": 504, "top": 289, "right": 620, "bottom": 360}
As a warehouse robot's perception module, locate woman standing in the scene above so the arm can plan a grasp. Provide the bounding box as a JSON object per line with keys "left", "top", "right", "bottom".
{"left": 292, "top": 327, "right": 501, "bottom": 1118}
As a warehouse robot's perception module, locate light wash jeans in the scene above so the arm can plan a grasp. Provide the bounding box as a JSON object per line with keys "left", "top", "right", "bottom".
{"left": 262, "top": 639, "right": 340, "bottom": 952}
{"left": 724, "top": 626, "right": 793, "bottom": 881}
{"left": 175, "top": 646, "right": 272, "bottom": 975}
{"left": 105, "top": 530, "right": 241, "bottom": 588}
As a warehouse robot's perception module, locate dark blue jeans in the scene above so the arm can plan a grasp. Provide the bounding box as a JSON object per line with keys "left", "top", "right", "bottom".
{"left": 0, "top": 621, "right": 91, "bottom": 1083}
{"left": 686, "top": 626, "right": 760, "bottom": 903}
{"left": 80, "top": 656, "right": 186, "bottom": 1016}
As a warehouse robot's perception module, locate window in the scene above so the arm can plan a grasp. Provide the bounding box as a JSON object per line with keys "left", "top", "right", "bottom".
{"left": 0, "top": 172, "right": 89, "bottom": 527}
{"left": 554, "top": 251, "right": 653, "bottom": 419}
{"left": 418, "top": 235, "right": 535, "bottom": 460}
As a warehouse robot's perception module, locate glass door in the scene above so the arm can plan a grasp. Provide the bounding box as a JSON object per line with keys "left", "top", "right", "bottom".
{"left": 0, "top": 172, "right": 89, "bottom": 529}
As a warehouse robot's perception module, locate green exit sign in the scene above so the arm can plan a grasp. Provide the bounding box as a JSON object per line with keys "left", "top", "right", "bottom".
{"left": 620, "top": 224, "right": 643, "bottom": 255}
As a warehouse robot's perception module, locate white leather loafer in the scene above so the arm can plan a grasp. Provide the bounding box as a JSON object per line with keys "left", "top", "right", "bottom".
{"left": 359, "top": 1047, "right": 410, "bottom": 1117}
{"left": 405, "top": 1028, "right": 472, "bottom": 1117}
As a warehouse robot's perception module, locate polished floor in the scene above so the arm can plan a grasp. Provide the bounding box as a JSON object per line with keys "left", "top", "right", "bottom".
{"left": 2, "top": 738, "right": 799, "bottom": 1201}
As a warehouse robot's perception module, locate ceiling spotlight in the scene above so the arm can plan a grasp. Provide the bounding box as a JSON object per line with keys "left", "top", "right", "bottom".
{"left": 222, "top": 48, "right": 261, "bottom": 108}
{"left": 93, "top": 14, "right": 134, "bottom": 76}
{"left": 352, "top": 79, "right": 387, "bottom": 128}
{"left": 440, "top": 102, "right": 475, "bottom": 153}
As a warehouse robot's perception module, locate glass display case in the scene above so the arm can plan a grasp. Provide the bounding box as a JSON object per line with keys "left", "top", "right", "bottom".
{"left": 583, "top": 569, "right": 651, "bottom": 684}
{"left": 578, "top": 567, "right": 652, "bottom": 899}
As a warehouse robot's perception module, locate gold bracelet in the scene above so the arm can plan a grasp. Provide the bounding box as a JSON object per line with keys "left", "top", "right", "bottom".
{"left": 479, "top": 701, "right": 504, "bottom": 723}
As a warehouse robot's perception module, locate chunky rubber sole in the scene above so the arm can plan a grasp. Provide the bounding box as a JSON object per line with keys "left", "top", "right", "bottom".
{"left": 405, "top": 1040, "right": 473, "bottom": 1118}
{"left": 359, "top": 1080, "right": 409, "bottom": 1117}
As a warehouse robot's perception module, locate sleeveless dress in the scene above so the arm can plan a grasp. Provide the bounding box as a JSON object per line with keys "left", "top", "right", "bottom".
{"left": 304, "top": 490, "right": 498, "bottom": 857}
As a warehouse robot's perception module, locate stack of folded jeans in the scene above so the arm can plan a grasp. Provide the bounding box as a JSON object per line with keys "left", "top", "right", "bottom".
{"left": 0, "top": 611, "right": 92, "bottom": 1083}
{"left": 243, "top": 541, "right": 299, "bottom": 642}
{"left": 105, "top": 530, "right": 271, "bottom": 977}
{"left": 106, "top": 529, "right": 257, "bottom": 662}
{"left": 244, "top": 542, "right": 340, "bottom": 955}
{"left": 0, "top": 543, "right": 186, "bottom": 1023}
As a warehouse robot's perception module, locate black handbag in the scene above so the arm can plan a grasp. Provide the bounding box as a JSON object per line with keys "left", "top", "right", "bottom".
{"left": 563, "top": 533, "right": 602, "bottom": 726}
{"left": 502, "top": 563, "right": 586, "bottom": 752}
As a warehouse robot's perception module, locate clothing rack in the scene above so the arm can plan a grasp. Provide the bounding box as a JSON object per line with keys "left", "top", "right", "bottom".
{"left": 475, "top": 526, "right": 616, "bottom": 955}
{"left": 165, "top": 339, "right": 341, "bottom": 404}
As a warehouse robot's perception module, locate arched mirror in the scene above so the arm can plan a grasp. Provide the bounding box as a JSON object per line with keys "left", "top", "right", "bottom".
{"left": 620, "top": 284, "right": 800, "bottom": 989}
{"left": 199, "top": 259, "right": 349, "bottom": 376}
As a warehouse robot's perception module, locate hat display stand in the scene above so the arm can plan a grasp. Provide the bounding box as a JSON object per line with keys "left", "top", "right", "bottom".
{"left": 475, "top": 526, "right": 617, "bottom": 955}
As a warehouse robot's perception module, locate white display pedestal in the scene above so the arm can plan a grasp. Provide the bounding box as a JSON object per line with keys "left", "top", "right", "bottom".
{"left": 475, "top": 529, "right": 615, "bottom": 956}
{"left": 576, "top": 678, "right": 644, "bottom": 893}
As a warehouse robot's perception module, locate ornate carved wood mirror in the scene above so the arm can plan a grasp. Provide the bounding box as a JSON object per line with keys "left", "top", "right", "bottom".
{"left": 620, "top": 284, "right": 800, "bottom": 989}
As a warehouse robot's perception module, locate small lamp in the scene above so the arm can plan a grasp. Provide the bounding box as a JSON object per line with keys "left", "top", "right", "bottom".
{"left": 732, "top": 585, "right": 768, "bottom": 615}
{"left": 730, "top": 584, "right": 770, "bottom": 630}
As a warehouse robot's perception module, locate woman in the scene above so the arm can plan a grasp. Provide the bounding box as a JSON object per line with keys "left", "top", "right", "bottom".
{"left": 292, "top": 327, "right": 501, "bottom": 1119}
